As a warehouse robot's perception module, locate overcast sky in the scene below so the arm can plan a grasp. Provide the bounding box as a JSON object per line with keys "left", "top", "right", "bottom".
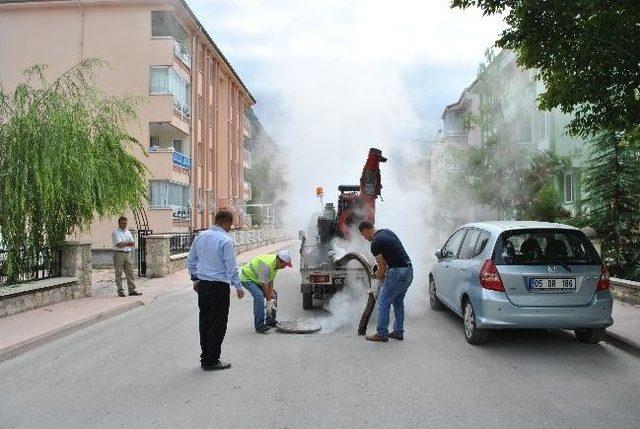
{"left": 190, "top": 0, "right": 504, "bottom": 143}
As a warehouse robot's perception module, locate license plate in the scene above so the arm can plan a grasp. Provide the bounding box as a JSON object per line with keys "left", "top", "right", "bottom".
{"left": 528, "top": 277, "right": 576, "bottom": 291}
{"left": 333, "top": 277, "right": 346, "bottom": 287}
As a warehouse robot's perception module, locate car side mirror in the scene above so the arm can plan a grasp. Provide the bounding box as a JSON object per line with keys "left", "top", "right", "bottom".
{"left": 435, "top": 249, "right": 443, "bottom": 260}
{"left": 298, "top": 230, "right": 306, "bottom": 240}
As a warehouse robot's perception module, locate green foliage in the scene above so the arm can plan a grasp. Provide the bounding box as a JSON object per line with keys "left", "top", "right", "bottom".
{"left": 451, "top": 0, "right": 640, "bottom": 137}
{"left": 0, "top": 59, "right": 147, "bottom": 283}
{"left": 582, "top": 130, "right": 640, "bottom": 278}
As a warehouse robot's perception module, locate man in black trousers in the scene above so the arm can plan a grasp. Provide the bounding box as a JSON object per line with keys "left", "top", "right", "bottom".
{"left": 187, "top": 210, "right": 245, "bottom": 371}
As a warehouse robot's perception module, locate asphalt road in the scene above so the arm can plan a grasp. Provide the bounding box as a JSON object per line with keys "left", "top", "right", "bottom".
{"left": 1, "top": 245, "right": 640, "bottom": 429}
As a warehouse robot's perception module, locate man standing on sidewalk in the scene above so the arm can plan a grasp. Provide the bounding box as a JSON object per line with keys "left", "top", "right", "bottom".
{"left": 188, "top": 210, "right": 245, "bottom": 371}
{"left": 239, "top": 250, "right": 293, "bottom": 333}
{"left": 359, "top": 221, "right": 413, "bottom": 342}
{"left": 111, "top": 216, "right": 141, "bottom": 297}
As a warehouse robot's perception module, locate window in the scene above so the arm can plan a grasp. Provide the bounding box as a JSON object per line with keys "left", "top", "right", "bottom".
{"left": 536, "top": 111, "right": 547, "bottom": 140}
{"left": 149, "top": 67, "right": 191, "bottom": 117}
{"left": 442, "top": 229, "right": 467, "bottom": 259}
{"left": 493, "top": 229, "right": 600, "bottom": 266}
{"left": 197, "top": 95, "right": 204, "bottom": 119}
{"left": 198, "top": 143, "right": 203, "bottom": 166}
{"left": 199, "top": 44, "right": 205, "bottom": 73}
{"left": 207, "top": 58, "right": 214, "bottom": 84}
{"left": 475, "top": 231, "right": 491, "bottom": 257}
{"left": 172, "top": 139, "right": 182, "bottom": 153}
{"left": 564, "top": 173, "right": 574, "bottom": 202}
{"left": 459, "top": 229, "right": 481, "bottom": 259}
{"left": 149, "top": 135, "right": 160, "bottom": 148}
{"left": 149, "top": 181, "right": 189, "bottom": 208}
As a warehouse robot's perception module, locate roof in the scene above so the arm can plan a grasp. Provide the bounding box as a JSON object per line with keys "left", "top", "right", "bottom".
{"left": 0, "top": 0, "right": 256, "bottom": 104}
{"left": 463, "top": 221, "right": 580, "bottom": 233}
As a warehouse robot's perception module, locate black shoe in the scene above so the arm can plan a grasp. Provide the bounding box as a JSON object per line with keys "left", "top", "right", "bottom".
{"left": 202, "top": 361, "right": 231, "bottom": 371}
{"left": 129, "top": 290, "right": 142, "bottom": 296}
{"left": 117, "top": 291, "right": 126, "bottom": 297}
{"left": 389, "top": 331, "right": 404, "bottom": 341}
{"left": 255, "top": 325, "right": 271, "bottom": 334}
{"left": 266, "top": 319, "right": 278, "bottom": 327}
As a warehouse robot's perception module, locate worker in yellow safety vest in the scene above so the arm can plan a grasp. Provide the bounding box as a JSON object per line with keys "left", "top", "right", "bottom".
{"left": 239, "top": 250, "right": 293, "bottom": 333}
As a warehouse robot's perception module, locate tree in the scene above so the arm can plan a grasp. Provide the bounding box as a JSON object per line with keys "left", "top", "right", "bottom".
{"left": 582, "top": 130, "right": 640, "bottom": 278}
{"left": 0, "top": 59, "right": 147, "bottom": 283}
{"left": 451, "top": 0, "right": 640, "bottom": 137}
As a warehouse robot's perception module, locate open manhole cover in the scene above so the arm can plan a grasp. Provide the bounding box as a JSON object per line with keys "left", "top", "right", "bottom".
{"left": 276, "top": 320, "right": 321, "bottom": 334}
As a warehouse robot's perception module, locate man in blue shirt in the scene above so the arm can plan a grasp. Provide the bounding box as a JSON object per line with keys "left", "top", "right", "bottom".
{"left": 188, "top": 210, "right": 245, "bottom": 371}
{"left": 359, "top": 221, "right": 413, "bottom": 342}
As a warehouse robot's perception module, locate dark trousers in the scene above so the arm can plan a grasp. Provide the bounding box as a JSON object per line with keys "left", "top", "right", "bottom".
{"left": 197, "top": 281, "right": 231, "bottom": 366}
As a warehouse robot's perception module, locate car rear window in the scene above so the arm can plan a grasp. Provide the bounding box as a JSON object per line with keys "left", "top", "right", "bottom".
{"left": 493, "top": 229, "right": 601, "bottom": 266}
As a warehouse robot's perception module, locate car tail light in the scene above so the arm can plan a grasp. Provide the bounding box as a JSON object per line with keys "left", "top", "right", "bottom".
{"left": 597, "top": 264, "right": 610, "bottom": 291}
{"left": 310, "top": 274, "right": 330, "bottom": 283}
{"left": 480, "top": 259, "right": 505, "bottom": 291}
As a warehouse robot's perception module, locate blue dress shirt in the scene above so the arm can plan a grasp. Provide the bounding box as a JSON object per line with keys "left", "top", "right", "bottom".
{"left": 187, "top": 226, "right": 242, "bottom": 291}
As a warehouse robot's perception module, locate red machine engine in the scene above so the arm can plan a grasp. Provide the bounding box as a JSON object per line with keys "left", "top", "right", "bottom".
{"left": 335, "top": 148, "right": 387, "bottom": 239}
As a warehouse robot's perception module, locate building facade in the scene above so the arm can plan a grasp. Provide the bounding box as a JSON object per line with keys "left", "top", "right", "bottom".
{"left": 0, "top": 0, "right": 255, "bottom": 253}
{"left": 428, "top": 50, "right": 585, "bottom": 221}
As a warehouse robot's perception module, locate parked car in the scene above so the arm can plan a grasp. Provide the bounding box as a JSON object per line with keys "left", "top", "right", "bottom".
{"left": 429, "top": 221, "right": 613, "bottom": 345}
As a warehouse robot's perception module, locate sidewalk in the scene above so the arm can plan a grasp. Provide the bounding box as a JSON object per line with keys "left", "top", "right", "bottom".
{"left": 607, "top": 300, "right": 640, "bottom": 351}
{"left": 0, "top": 239, "right": 296, "bottom": 362}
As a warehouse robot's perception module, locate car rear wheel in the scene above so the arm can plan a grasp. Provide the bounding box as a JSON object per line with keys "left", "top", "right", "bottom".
{"left": 463, "top": 300, "right": 488, "bottom": 345}
{"left": 574, "top": 328, "right": 605, "bottom": 344}
{"left": 429, "top": 277, "right": 445, "bottom": 311}
{"left": 302, "top": 292, "right": 313, "bottom": 310}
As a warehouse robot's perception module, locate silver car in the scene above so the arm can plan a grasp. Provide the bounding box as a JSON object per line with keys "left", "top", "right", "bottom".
{"left": 429, "top": 221, "right": 613, "bottom": 345}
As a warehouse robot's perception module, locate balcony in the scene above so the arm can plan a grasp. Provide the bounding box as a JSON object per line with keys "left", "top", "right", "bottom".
{"left": 149, "top": 123, "right": 191, "bottom": 185}
{"left": 174, "top": 40, "right": 191, "bottom": 69}
{"left": 243, "top": 148, "right": 252, "bottom": 169}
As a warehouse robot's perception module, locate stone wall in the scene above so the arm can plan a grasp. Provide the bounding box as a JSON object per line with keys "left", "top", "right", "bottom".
{"left": 611, "top": 278, "right": 640, "bottom": 305}
{"left": 0, "top": 242, "right": 93, "bottom": 317}
{"left": 145, "top": 229, "right": 290, "bottom": 278}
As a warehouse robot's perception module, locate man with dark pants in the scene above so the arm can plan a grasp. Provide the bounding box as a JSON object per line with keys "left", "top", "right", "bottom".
{"left": 187, "top": 210, "right": 245, "bottom": 371}
{"left": 359, "top": 221, "right": 413, "bottom": 342}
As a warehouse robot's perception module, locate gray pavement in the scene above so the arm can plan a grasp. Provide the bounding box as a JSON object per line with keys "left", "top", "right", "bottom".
{"left": 1, "top": 245, "right": 640, "bottom": 428}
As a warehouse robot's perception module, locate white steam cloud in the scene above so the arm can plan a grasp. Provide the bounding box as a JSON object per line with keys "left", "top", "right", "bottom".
{"left": 259, "top": 57, "right": 436, "bottom": 329}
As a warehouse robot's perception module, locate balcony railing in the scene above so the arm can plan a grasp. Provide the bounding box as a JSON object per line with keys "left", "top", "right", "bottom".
{"left": 174, "top": 40, "right": 192, "bottom": 69}
{"left": 172, "top": 151, "right": 192, "bottom": 170}
{"left": 173, "top": 99, "right": 191, "bottom": 121}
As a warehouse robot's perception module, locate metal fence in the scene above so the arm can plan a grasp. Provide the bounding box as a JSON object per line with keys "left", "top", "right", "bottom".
{"left": 0, "top": 246, "right": 62, "bottom": 286}
{"left": 169, "top": 233, "right": 194, "bottom": 255}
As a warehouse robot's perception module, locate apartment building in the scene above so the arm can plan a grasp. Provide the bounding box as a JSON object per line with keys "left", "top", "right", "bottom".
{"left": 0, "top": 0, "right": 255, "bottom": 254}
{"left": 428, "top": 50, "right": 585, "bottom": 217}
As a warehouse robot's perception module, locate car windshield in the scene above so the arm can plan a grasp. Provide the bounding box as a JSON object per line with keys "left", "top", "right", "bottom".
{"left": 493, "top": 229, "right": 601, "bottom": 266}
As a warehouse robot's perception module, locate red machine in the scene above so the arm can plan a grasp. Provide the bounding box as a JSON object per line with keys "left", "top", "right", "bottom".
{"left": 299, "top": 147, "right": 387, "bottom": 309}
{"left": 335, "top": 148, "right": 387, "bottom": 238}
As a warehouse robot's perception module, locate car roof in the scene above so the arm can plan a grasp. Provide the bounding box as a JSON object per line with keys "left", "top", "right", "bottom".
{"left": 461, "top": 221, "right": 580, "bottom": 234}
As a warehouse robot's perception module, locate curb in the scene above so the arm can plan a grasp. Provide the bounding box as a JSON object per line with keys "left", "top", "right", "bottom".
{"left": 0, "top": 300, "right": 144, "bottom": 363}
{"left": 604, "top": 331, "right": 640, "bottom": 357}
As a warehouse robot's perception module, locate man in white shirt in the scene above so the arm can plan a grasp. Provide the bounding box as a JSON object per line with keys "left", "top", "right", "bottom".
{"left": 111, "top": 216, "right": 141, "bottom": 297}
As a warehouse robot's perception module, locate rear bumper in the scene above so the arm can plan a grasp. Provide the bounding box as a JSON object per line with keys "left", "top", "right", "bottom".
{"left": 474, "top": 290, "right": 614, "bottom": 330}
{"left": 301, "top": 283, "right": 342, "bottom": 295}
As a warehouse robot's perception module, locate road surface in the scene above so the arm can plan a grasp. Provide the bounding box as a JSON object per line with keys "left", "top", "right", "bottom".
{"left": 1, "top": 244, "right": 639, "bottom": 428}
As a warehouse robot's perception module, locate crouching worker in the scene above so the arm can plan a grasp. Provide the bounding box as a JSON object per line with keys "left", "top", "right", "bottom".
{"left": 239, "top": 250, "right": 293, "bottom": 333}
